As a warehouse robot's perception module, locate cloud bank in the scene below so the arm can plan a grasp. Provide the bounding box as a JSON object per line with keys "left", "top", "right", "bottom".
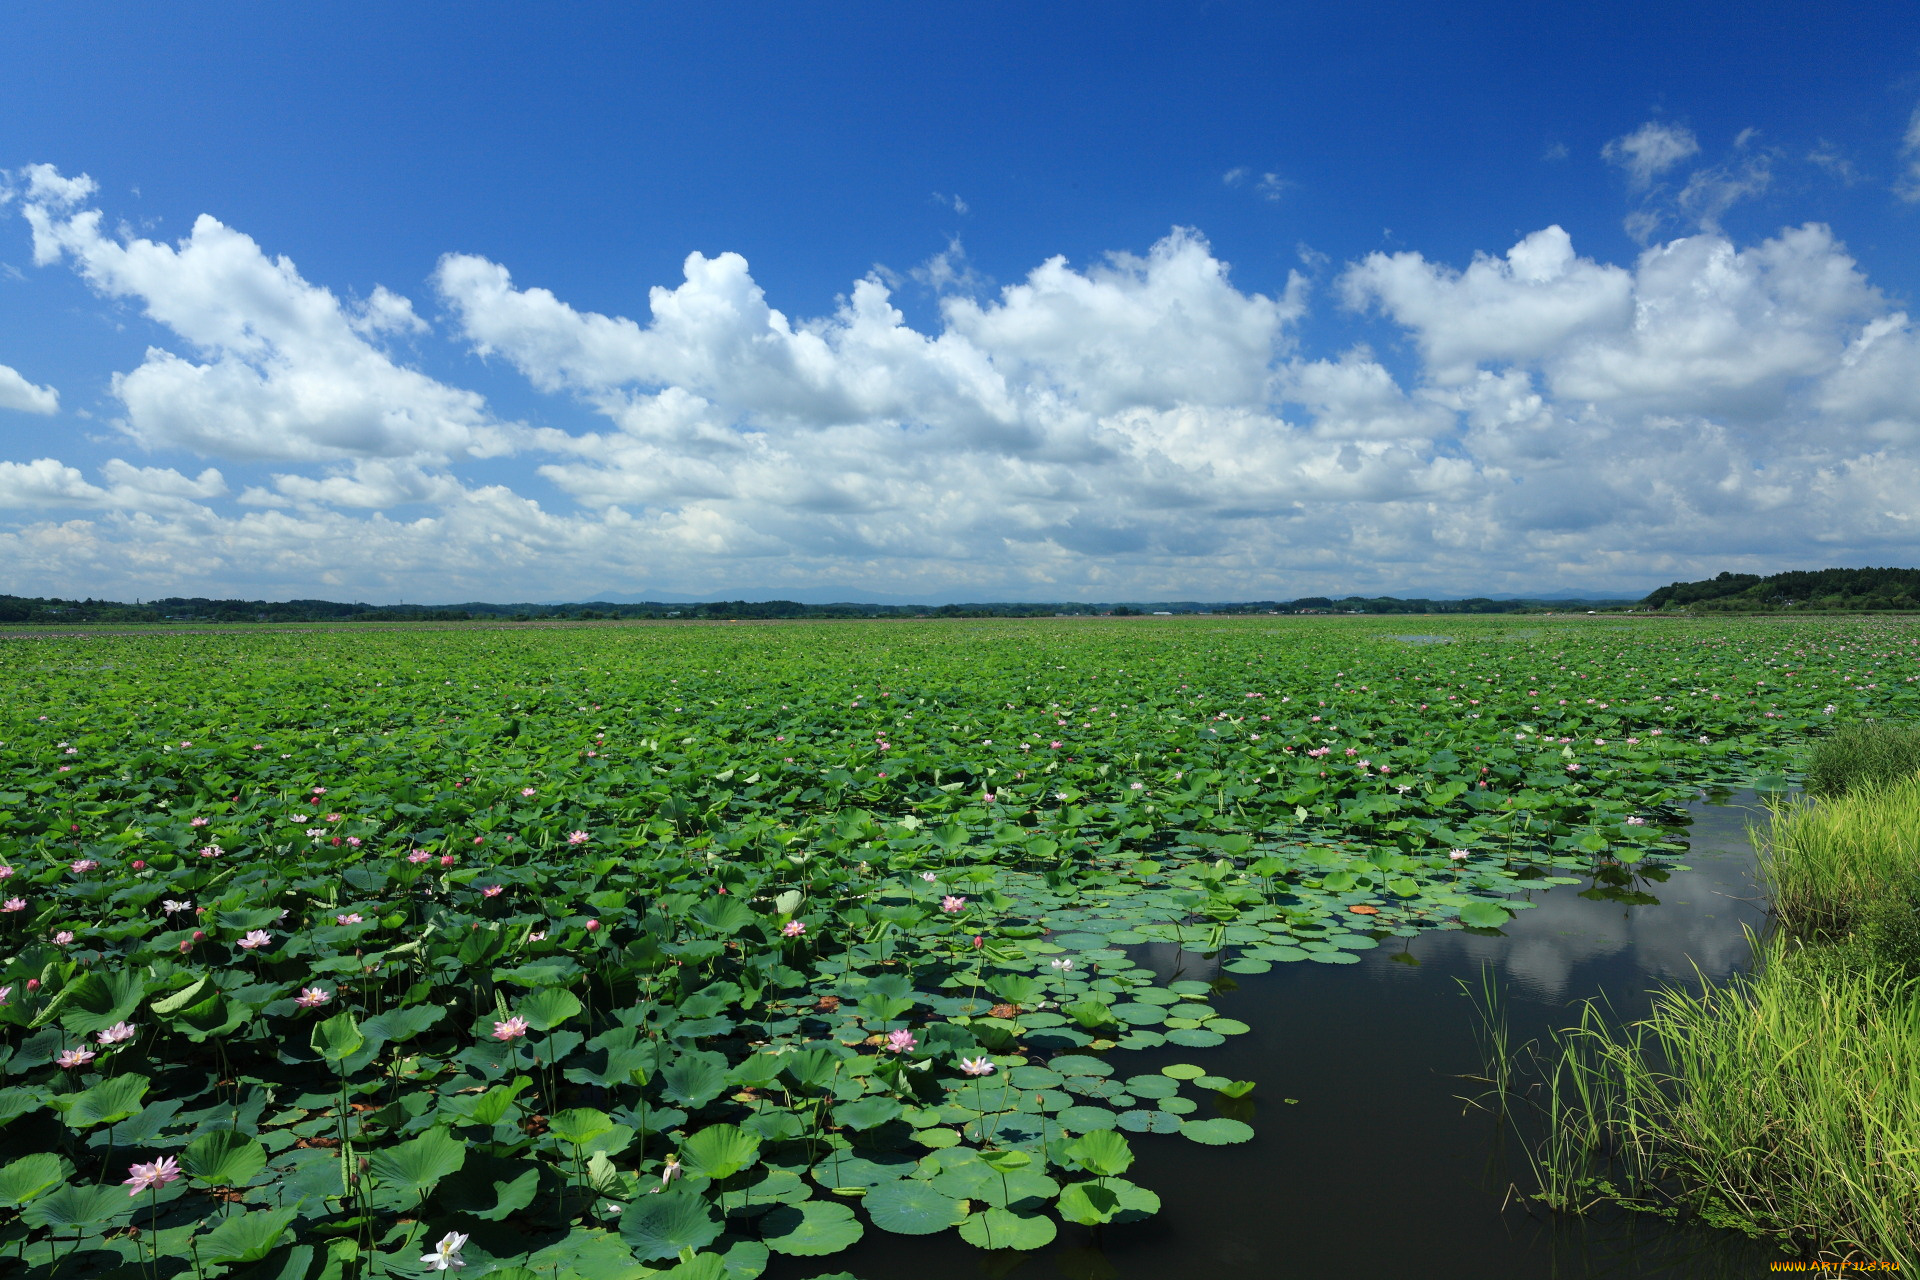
{"left": 4, "top": 156, "right": 1920, "bottom": 602}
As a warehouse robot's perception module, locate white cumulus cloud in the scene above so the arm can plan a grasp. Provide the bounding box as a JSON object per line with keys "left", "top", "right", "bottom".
{"left": 6, "top": 168, "right": 1920, "bottom": 601}
{"left": 18, "top": 166, "right": 513, "bottom": 463}
{"left": 0, "top": 363, "right": 58, "bottom": 415}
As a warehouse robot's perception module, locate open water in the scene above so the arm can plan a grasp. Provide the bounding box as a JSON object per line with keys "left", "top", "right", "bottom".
{"left": 770, "top": 791, "right": 1785, "bottom": 1279}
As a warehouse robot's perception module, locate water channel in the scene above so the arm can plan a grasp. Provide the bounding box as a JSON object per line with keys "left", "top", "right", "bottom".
{"left": 769, "top": 790, "right": 1785, "bottom": 1279}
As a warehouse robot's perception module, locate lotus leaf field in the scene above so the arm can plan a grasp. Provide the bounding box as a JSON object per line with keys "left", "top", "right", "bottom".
{"left": 0, "top": 615, "right": 1912, "bottom": 1279}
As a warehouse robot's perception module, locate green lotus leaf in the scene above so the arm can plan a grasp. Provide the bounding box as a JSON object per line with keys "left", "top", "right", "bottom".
{"left": 830, "top": 1096, "right": 901, "bottom": 1131}
{"left": 56, "top": 1074, "right": 148, "bottom": 1129}
{"left": 366, "top": 1126, "right": 466, "bottom": 1198}
{"left": 810, "top": 1152, "right": 914, "bottom": 1190}
{"left": 515, "top": 986, "right": 583, "bottom": 1031}
{"left": 197, "top": 1207, "right": 297, "bottom": 1264}
{"left": 310, "top": 1011, "right": 364, "bottom": 1064}
{"left": 1181, "top": 1117, "right": 1256, "bottom": 1145}
{"left": 864, "top": 1179, "right": 963, "bottom": 1234}
{"left": 547, "top": 1107, "right": 615, "bottom": 1147}
{"left": 179, "top": 1130, "right": 267, "bottom": 1187}
{"left": 53, "top": 970, "right": 146, "bottom": 1037}
{"left": 22, "top": 1182, "right": 138, "bottom": 1230}
{"left": 618, "top": 1188, "right": 724, "bottom": 1261}
{"left": 1115, "top": 1108, "right": 1184, "bottom": 1134}
{"left": 0, "top": 1153, "right": 70, "bottom": 1208}
{"left": 436, "top": 1154, "right": 541, "bottom": 1221}
{"left": 1056, "top": 1180, "right": 1121, "bottom": 1225}
{"left": 660, "top": 1052, "right": 731, "bottom": 1108}
{"left": 956, "top": 1207, "right": 1056, "bottom": 1251}
{"left": 760, "top": 1199, "right": 864, "bottom": 1256}
{"left": 1458, "top": 900, "right": 1513, "bottom": 928}
{"left": 679, "top": 1122, "right": 761, "bottom": 1180}
{"left": 1064, "top": 1128, "right": 1133, "bottom": 1177}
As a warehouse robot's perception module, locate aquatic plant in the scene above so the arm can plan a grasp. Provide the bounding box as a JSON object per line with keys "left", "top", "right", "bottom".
{"left": 0, "top": 613, "right": 1908, "bottom": 1274}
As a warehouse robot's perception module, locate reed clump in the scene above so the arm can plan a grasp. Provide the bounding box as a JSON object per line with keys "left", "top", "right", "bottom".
{"left": 1803, "top": 720, "right": 1920, "bottom": 797}
{"left": 1527, "top": 941, "right": 1920, "bottom": 1265}
{"left": 1756, "top": 771, "right": 1920, "bottom": 934}
{"left": 1490, "top": 770, "right": 1920, "bottom": 1266}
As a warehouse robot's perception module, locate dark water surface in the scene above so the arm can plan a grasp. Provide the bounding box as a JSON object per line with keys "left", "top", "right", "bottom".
{"left": 771, "top": 793, "right": 1784, "bottom": 1280}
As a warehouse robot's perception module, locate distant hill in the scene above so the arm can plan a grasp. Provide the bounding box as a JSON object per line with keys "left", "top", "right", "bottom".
{"left": 1642, "top": 568, "right": 1920, "bottom": 612}
{"left": 0, "top": 592, "right": 1635, "bottom": 625}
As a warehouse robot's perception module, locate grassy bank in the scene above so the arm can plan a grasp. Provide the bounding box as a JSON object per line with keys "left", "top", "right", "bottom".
{"left": 1492, "top": 752, "right": 1920, "bottom": 1267}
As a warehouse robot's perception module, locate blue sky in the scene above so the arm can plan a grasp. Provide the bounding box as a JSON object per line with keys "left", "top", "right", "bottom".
{"left": 2, "top": 2, "right": 1918, "bottom": 603}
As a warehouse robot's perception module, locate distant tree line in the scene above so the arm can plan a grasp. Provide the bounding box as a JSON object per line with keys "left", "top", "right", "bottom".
{"left": 0, "top": 591, "right": 1637, "bottom": 626}
{"left": 1641, "top": 567, "right": 1920, "bottom": 612}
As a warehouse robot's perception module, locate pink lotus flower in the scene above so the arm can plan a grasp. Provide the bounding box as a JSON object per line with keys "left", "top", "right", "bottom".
{"left": 238, "top": 930, "right": 272, "bottom": 950}
{"left": 70, "top": 859, "right": 98, "bottom": 874}
{"left": 2, "top": 898, "right": 24, "bottom": 912}
{"left": 1450, "top": 850, "right": 1470, "bottom": 862}
{"left": 940, "top": 895, "right": 965, "bottom": 913}
{"left": 97, "top": 1021, "right": 137, "bottom": 1046}
{"left": 492, "top": 1016, "right": 529, "bottom": 1041}
{"left": 0, "top": 985, "right": 9, "bottom": 1005}
{"left": 53, "top": 930, "right": 74, "bottom": 945}
{"left": 567, "top": 830, "right": 591, "bottom": 845}
{"left": 296, "top": 987, "right": 332, "bottom": 1008}
{"left": 439, "top": 854, "right": 456, "bottom": 867}
{"left": 407, "top": 851, "right": 432, "bottom": 864}
{"left": 521, "top": 787, "right": 536, "bottom": 797}
{"left": 585, "top": 918, "right": 601, "bottom": 932}
{"left": 199, "top": 845, "right": 223, "bottom": 858}
{"left": 0, "top": 865, "right": 11, "bottom": 878}
{"left": 335, "top": 913, "right": 363, "bottom": 925}
{"left": 920, "top": 871, "right": 937, "bottom": 883}
{"left": 1626, "top": 816, "right": 1647, "bottom": 826}
{"left": 189, "top": 817, "right": 210, "bottom": 828}
{"left": 57, "top": 1047, "right": 96, "bottom": 1069}
{"left": 960, "top": 1056, "right": 995, "bottom": 1076}
{"left": 123, "top": 1156, "right": 182, "bottom": 1196}
{"left": 482, "top": 885, "right": 504, "bottom": 898}
{"left": 782, "top": 920, "right": 806, "bottom": 937}
{"left": 886, "top": 1029, "right": 918, "bottom": 1054}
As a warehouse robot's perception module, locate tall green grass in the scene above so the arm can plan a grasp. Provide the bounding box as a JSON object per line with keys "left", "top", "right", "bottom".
{"left": 1803, "top": 720, "right": 1920, "bottom": 797}
{"left": 1523, "top": 940, "right": 1920, "bottom": 1265}
{"left": 1756, "top": 772, "right": 1920, "bottom": 935}
{"left": 1485, "top": 778, "right": 1920, "bottom": 1265}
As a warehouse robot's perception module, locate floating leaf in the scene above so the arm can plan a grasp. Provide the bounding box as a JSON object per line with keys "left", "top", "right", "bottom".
{"left": 956, "top": 1207, "right": 1056, "bottom": 1251}
{"left": 1457, "top": 901, "right": 1513, "bottom": 928}
{"left": 831, "top": 1096, "right": 902, "bottom": 1131}
{"left": 760, "top": 1200, "right": 865, "bottom": 1256}
{"left": 619, "top": 1189, "right": 724, "bottom": 1261}
{"left": 1181, "top": 1117, "right": 1256, "bottom": 1145}
{"left": 864, "top": 1179, "right": 963, "bottom": 1234}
